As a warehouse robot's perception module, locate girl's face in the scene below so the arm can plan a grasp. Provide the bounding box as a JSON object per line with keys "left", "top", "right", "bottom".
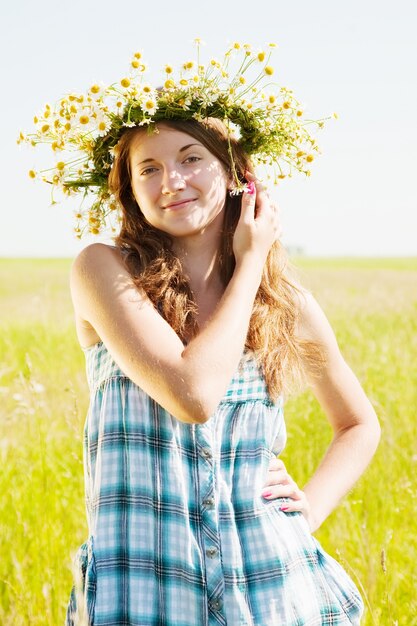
{"left": 129, "top": 126, "right": 230, "bottom": 239}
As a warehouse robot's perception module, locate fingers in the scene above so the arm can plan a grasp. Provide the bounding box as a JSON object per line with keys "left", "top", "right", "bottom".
{"left": 261, "top": 454, "right": 313, "bottom": 530}
{"left": 261, "top": 480, "right": 300, "bottom": 500}
{"left": 279, "top": 492, "right": 313, "bottom": 533}
{"left": 267, "top": 457, "right": 286, "bottom": 472}
{"left": 239, "top": 181, "right": 257, "bottom": 223}
{"left": 262, "top": 470, "right": 291, "bottom": 488}
{"left": 263, "top": 457, "right": 288, "bottom": 484}
{"left": 243, "top": 173, "right": 281, "bottom": 238}
{"left": 278, "top": 495, "right": 306, "bottom": 512}
{"left": 261, "top": 457, "right": 303, "bottom": 503}
{"left": 233, "top": 174, "right": 281, "bottom": 262}
{"left": 244, "top": 171, "right": 269, "bottom": 204}
{"left": 244, "top": 170, "right": 266, "bottom": 191}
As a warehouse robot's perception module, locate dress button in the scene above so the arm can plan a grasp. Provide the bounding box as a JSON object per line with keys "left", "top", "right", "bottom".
{"left": 202, "top": 497, "right": 215, "bottom": 508}
{"left": 209, "top": 597, "right": 223, "bottom": 611}
{"left": 201, "top": 448, "right": 212, "bottom": 459}
{"left": 205, "top": 547, "right": 218, "bottom": 558}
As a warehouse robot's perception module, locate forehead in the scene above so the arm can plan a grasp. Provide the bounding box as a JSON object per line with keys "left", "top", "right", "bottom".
{"left": 129, "top": 125, "right": 204, "bottom": 159}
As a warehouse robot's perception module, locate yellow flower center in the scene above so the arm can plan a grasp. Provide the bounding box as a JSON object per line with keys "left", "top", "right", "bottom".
{"left": 79, "top": 115, "right": 90, "bottom": 125}
{"left": 264, "top": 66, "right": 274, "bottom": 76}
{"left": 120, "top": 78, "right": 131, "bottom": 88}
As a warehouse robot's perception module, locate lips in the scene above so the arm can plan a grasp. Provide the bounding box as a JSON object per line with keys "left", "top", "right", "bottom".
{"left": 162, "top": 198, "right": 197, "bottom": 210}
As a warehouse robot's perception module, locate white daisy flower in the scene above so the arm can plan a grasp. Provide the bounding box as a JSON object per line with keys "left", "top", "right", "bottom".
{"left": 95, "top": 114, "right": 112, "bottom": 136}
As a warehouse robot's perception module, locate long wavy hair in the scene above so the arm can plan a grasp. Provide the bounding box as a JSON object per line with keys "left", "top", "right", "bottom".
{"left": 108, "top": 118, "right": 324, "bottom": 400}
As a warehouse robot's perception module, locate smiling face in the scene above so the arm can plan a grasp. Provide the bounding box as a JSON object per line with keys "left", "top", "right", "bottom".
{"left": 128, "top": 125, "right": 230, "bottom": 240}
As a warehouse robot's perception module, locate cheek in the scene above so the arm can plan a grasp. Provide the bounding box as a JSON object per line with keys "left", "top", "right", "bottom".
{"left": 131, "top": 180, "right": 155, "bottom": 210}
{"left": 212, "top": 176, "right": 228, "bottom": 205}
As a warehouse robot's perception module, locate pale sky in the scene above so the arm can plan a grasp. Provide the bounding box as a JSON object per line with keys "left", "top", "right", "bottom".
{"left": 1, "top": 0, "right": 416, "bottom": 257}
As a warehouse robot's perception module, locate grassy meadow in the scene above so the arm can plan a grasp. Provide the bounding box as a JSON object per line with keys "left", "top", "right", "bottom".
{"left": 0, "top": 257, "right": 416, "bottom": 625}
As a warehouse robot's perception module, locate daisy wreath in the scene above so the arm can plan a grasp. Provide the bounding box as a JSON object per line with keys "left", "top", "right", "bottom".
{"left": 19, "top": 40, "right": 331, "bottom": 237}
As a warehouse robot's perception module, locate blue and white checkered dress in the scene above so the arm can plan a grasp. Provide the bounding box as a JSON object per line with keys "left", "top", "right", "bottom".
{"left": 66, "top": 341, "right": 363, "bottom": 625}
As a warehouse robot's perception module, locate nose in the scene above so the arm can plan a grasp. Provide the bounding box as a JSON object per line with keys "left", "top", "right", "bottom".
{"left": 161, "top": 166, "right": 186, "bottom": 195}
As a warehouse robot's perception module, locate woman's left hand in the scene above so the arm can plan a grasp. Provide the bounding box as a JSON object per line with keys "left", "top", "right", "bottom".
{"left": 261, "top": 457, "right": 315, "bottom": 531}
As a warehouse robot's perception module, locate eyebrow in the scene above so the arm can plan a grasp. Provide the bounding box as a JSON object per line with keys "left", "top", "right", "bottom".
{"left": 136, "top": 143, "right": 203, "bottom": 166}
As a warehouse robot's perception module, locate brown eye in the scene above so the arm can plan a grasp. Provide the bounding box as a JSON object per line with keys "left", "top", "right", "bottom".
{"left": 141, "top": 166, "right": 158, "bottom": 176}
{"left": 183, "top": 156, "right": 201, "bottom": 164}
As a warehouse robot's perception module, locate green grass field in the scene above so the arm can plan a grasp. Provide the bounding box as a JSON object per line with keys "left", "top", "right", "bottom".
{"left": 0, "top": 257, "right": 416, "bottom": 625}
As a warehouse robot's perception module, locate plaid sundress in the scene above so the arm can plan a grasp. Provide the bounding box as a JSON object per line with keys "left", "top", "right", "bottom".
{"left": 66, "top": 341, "right": 363, "bottom": 625}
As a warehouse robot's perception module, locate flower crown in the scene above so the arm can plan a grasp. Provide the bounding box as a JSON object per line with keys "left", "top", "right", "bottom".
{"left": 19, "top": 40, "right": 330, "bottom": 237}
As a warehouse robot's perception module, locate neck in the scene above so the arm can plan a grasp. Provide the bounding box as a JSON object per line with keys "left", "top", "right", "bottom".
{"left": 172, "top": 230, "right": 223, "bottom": 297}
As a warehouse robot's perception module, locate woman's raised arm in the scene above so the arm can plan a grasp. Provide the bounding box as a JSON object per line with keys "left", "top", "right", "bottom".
{"left": 71, "top": 186, "right": 279, "bottom": 425}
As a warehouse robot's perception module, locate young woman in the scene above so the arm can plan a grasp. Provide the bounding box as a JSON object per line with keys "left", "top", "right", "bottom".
{"left": 21, "top": 42, "right": 380, "bottom": 624}
{"left": 67, "top": 117, "right": 380, "bottom": 625}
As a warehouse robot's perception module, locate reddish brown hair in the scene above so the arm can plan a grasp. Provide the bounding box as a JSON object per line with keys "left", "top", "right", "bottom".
{"left": 109, "top": 118, "right": 323, "bottom": 399}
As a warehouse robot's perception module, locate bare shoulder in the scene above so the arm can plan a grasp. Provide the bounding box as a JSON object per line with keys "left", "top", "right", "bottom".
{"left": 70, "top": 242, "right": 149, "bottom": 337}
{"left": 293, "top": 287, "right": 341, "bottom": 356}
{"left": 68, "top": 242, "right": 199, "bottom": 422}
{"left": 70, "top": 244, "right": 127, "bottom": 346}
{"left": 71, "top": 242, "right": 124, "bottom": 278}
{"left": 71, "top": 243, "right": 134, "bottom": 300}
{"left": 292, "top": 285, "right": 379, "bottom": 436}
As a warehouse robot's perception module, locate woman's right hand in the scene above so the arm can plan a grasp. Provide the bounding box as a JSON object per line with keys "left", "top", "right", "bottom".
{"left": 232, "top": 178, "right": 280, "bottom": 268}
